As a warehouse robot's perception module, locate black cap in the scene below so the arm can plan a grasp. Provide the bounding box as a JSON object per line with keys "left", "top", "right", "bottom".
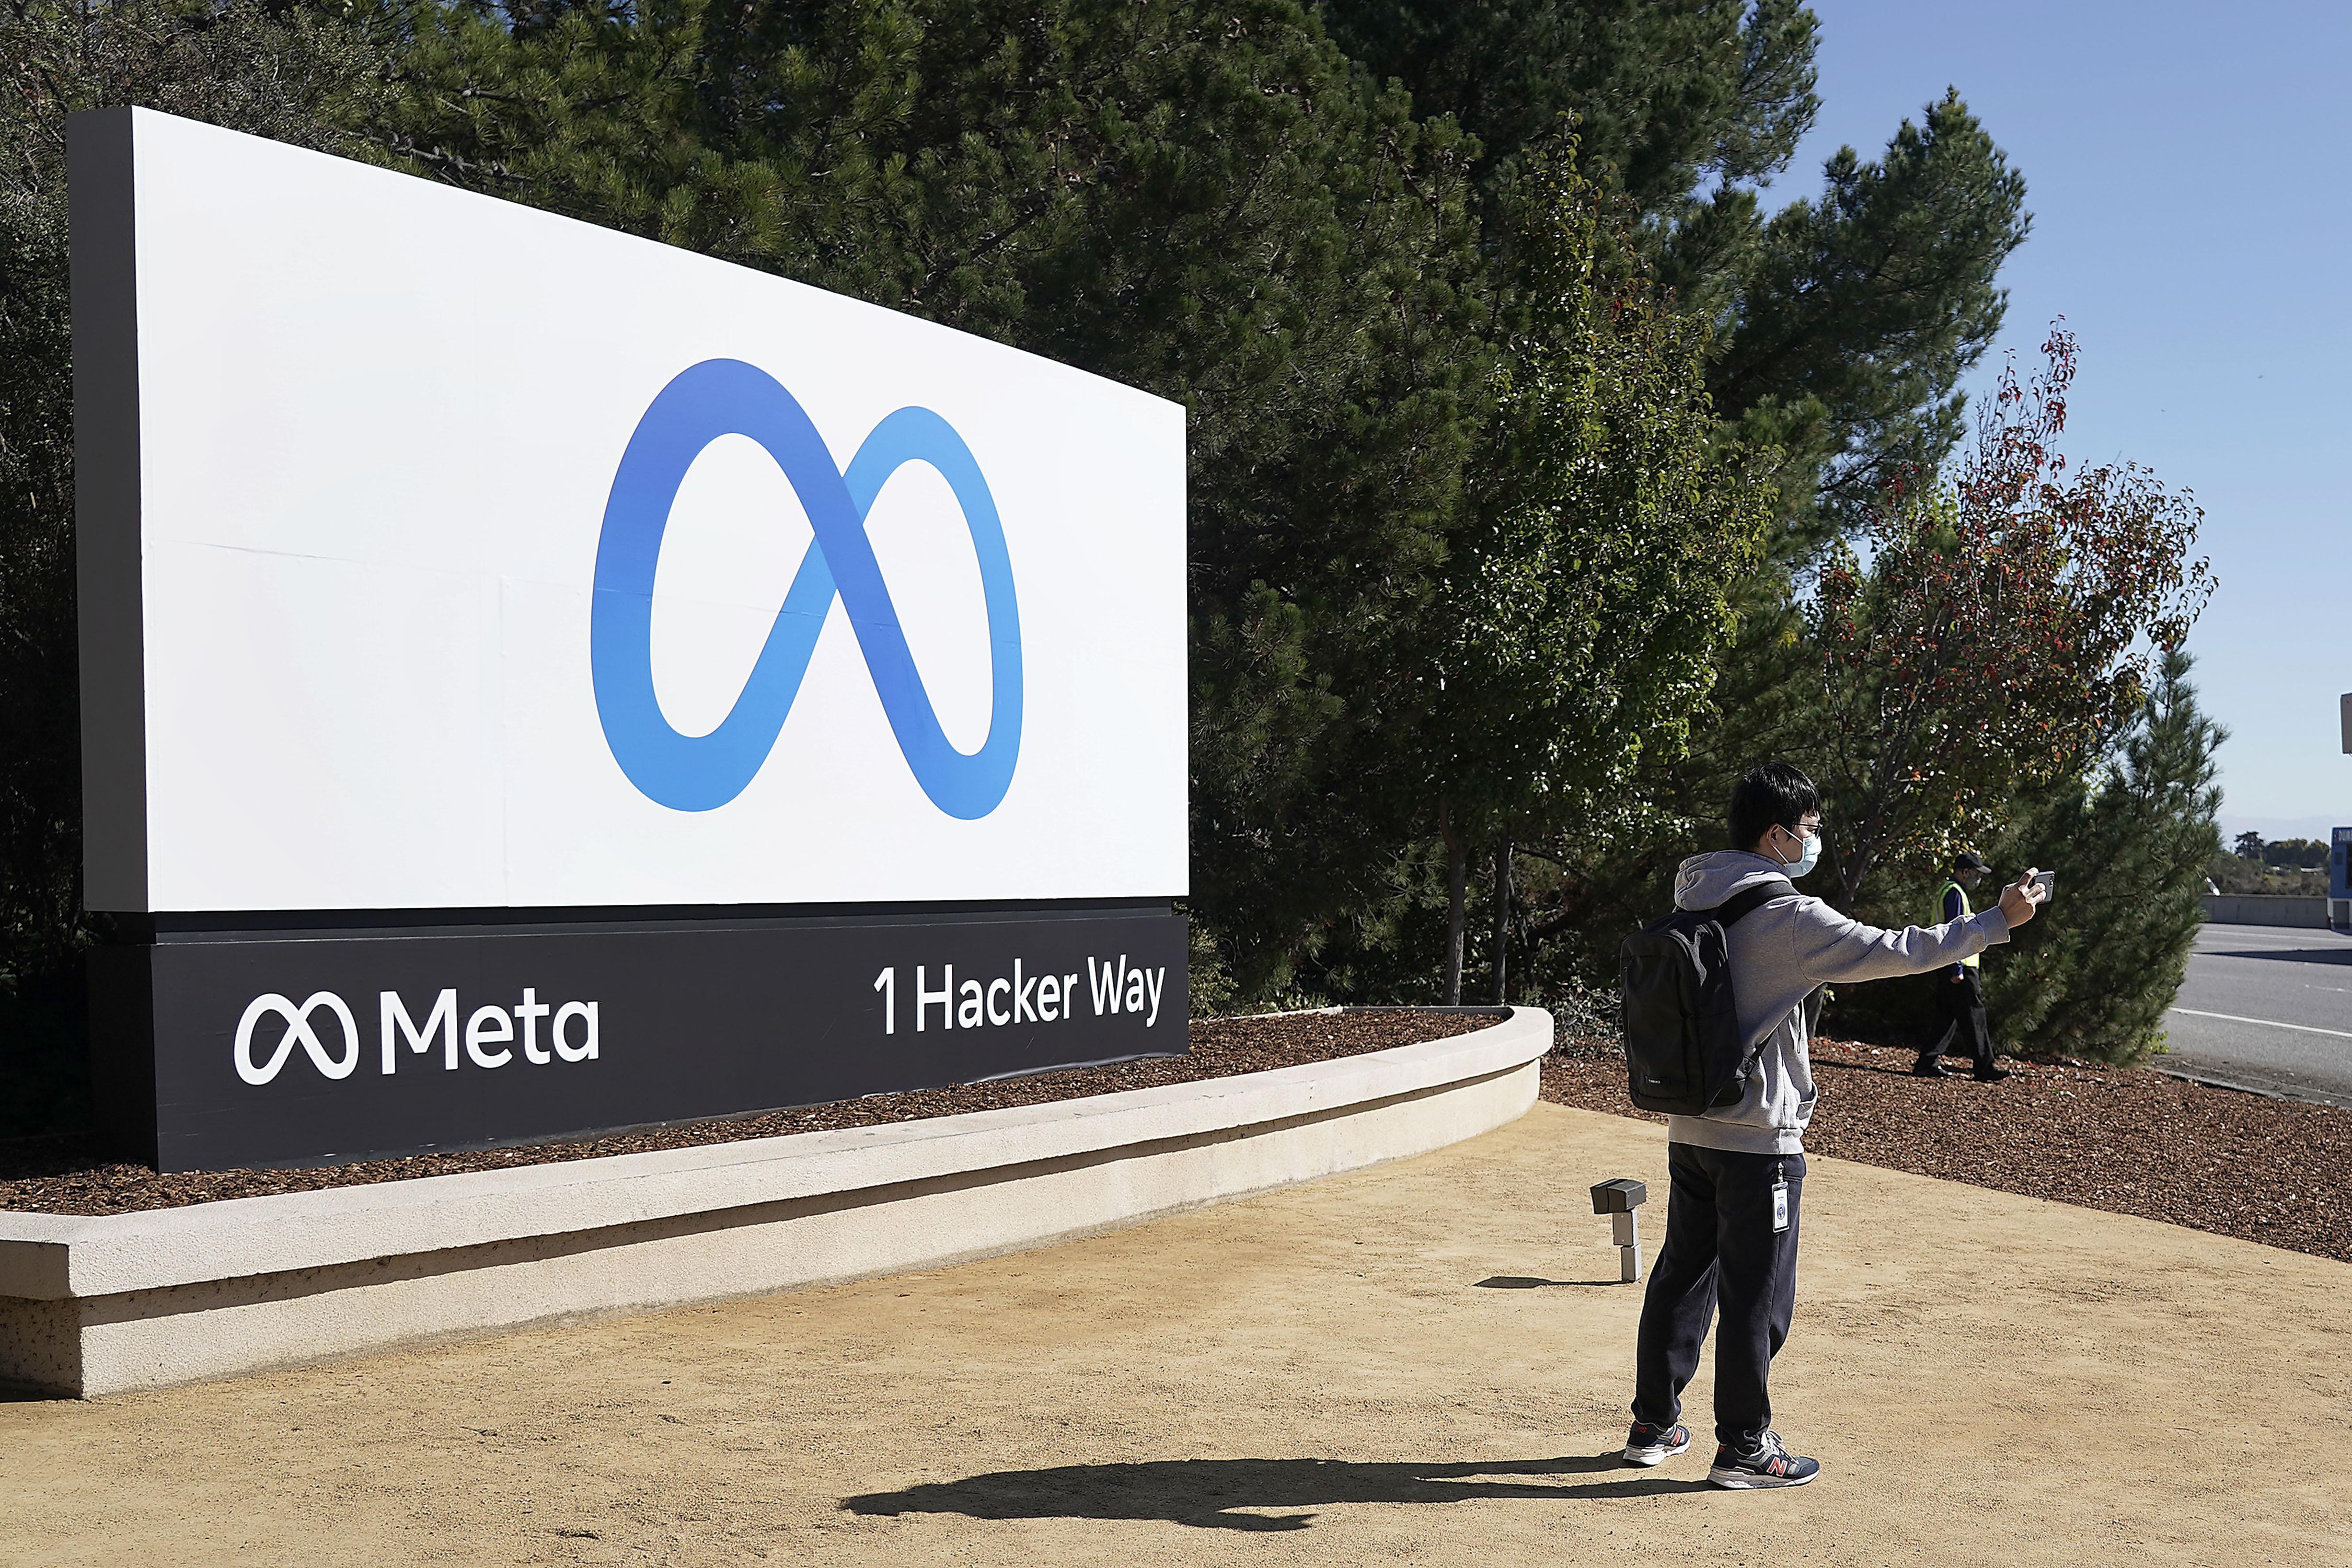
{"left": 1953, "top": 850, "right": 1990, "bottom": 872}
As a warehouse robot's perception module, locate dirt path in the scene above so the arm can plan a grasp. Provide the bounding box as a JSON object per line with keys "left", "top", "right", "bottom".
{"left": 5, "top": 1102, "right": 2346, "bottom": 1565}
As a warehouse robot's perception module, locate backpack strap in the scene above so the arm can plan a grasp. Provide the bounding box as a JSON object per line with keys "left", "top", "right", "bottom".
{"left": 1714, "top": 878, "right": 1798, "bottom": 926}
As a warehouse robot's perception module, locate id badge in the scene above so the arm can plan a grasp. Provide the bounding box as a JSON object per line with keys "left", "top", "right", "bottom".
{"left": 1771, "top": 1174, "right": 1790, "bottom": 1235}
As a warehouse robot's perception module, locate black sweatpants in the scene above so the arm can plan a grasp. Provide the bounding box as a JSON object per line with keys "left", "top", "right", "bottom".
{"left": 1927, "top": 969, "right": 1996, "bottom": 1070}
{"left": 1631, "top": 1143, "right": 1804, "bottom": 1450}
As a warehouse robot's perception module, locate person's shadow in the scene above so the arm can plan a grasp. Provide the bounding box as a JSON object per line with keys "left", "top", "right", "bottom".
{"left": 841, "top": 1454, "right": 1710, "bottom": 1530}
{"left": 1471, "top": 1275, "right": 1621, "bottom": 1289}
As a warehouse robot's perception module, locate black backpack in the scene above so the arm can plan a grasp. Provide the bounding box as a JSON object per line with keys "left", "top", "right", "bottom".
{"left": 1618, "top": 879, "right": 1795, "bottom": 1115}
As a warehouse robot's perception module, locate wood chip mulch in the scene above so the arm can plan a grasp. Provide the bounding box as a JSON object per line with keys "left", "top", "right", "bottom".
{"left": 1543, "top": 1040, "right": 2352, "bottom": 1265}
{"left": 0, "top": 1009, "right": 1501, "bottom": 1217}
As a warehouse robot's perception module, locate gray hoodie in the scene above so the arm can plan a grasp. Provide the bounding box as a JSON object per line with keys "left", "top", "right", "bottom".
{"left": 1665, "top": 850, "right": 2015, "bottom": 1156}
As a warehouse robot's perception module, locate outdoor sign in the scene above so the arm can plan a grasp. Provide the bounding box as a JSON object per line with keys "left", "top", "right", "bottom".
{"left": 87, "top": 914, "right": 1183, "bottom": 1172}
{"left": 71, "top": 108, "right": 1188, "bottom": 1170}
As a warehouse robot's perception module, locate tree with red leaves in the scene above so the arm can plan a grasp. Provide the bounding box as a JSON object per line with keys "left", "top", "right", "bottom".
{"left": 1809, "top": 325, "right": 2213, "bottom": 907}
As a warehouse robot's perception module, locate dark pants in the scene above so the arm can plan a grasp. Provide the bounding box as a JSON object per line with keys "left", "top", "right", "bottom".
{"left": 1631, "top": 1143, "right": 1805, "bottom": 1450}
{"left": 1924, "top": 969, "right": 1996, "bottom": 1069}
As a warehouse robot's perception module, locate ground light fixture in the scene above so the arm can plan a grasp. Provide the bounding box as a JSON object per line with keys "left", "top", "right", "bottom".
{"left": 1590, "top": 1178, "right": 1648, "bottom": 1282}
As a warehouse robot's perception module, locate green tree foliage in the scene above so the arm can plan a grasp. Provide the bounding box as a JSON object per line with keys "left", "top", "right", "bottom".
{"left": 2208, "top": 841, "right": 2323, "bottom": 897}
{"left": 0, "top": 0, "right": 394, "bottom": 988}
{"left": 1417, "top": 151, "right": 1772, "bottom": 994}
{"left": 1829, "top": 649, "right": 2223, "bottom": 1067}
{"left": 1318, "top": 1, "right": 2028, "bottom": 548}
{"left": 1525, "top": 330, "right": 2217, "bottom": 1062}
{"left": 1318, "top": 0, "right": 1821, "bottom": 203}
{"left": 2263, "top": 838, "right": 2326, "bottom": 870}
{"left": 1712, "top": 88, "right": 2027, "bottom": 544}
{"left": 1311, "top": 1, "right": 2047, "bottom": 1008}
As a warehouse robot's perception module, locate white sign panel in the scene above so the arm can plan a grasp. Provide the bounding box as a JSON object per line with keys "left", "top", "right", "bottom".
{"left": 73, "top": 109, "right": 1187, "bottom": 912}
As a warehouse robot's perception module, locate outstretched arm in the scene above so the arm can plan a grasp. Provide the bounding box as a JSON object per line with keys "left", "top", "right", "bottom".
{"left": 1794, "top": 870, "right": 2047, "bottom": 986}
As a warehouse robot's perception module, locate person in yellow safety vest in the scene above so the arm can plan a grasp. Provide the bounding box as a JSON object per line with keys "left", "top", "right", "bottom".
{"left": 1913, "top": 850, "right": 2013, "bottom": 1082}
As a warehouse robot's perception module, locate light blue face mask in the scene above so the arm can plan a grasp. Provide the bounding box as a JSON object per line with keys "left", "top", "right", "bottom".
{"left": 1774, "top": 824, "right": 1823, "bottom": 878}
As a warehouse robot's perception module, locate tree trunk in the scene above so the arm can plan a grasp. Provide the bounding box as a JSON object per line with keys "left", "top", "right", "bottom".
{"left": 1488, "top": 838, "right": 1513, "bottom": 1005}
{"left": 1441, "top": 797, "right": 1467, "bottom": 1006}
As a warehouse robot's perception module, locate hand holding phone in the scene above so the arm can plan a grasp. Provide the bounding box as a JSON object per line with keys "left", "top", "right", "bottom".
{"left": 1999, "top": 868, "right": 2049, "bottom": 926}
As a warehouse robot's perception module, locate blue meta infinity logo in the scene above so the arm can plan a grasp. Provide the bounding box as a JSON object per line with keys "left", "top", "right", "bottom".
{"left": 590, "top": 359, "right": 1020, "bottom": 817}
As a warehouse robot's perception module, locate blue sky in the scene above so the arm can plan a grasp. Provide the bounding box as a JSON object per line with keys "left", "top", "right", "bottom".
{"left": 1778, "top": 1, "right": 2349, "bottom": 843}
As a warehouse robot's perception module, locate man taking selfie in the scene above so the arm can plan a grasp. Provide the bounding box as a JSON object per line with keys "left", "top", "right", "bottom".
{"left": 1621, "top": 763, "right": 2048, "bottom": 1488}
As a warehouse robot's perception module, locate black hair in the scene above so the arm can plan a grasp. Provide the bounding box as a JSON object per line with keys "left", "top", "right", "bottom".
{"left": 1728, "top": 762, "right": 1819, "bottom": 852}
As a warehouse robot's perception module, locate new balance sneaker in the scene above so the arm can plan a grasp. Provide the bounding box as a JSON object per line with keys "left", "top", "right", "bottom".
{"left": 1622, "top": 1420, "right": 1691, "bottom": 1466}
{"left": 1708, "top": 1430, "right": 1820, "bottom": 1489}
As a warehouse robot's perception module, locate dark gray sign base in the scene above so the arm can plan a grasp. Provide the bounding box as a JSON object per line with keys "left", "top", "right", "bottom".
{"left": 90, "top": 904, "right": 1189, "bottom": 1173}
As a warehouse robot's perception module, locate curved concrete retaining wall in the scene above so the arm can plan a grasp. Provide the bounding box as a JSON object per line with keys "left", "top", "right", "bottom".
{"left": 0, "top": 1007, "right": 1548, "bottom": 1397}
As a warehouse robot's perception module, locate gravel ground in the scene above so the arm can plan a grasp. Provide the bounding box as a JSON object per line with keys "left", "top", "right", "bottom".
{"left": 11, "top": 1102, "right": 2350, "bottom": 1566}
{"left": 1542, "top": 1039, "right": 2352, "bottom": 1265}
{"left": 0, "top": 1008, "right": 1500, "bottom": 1217}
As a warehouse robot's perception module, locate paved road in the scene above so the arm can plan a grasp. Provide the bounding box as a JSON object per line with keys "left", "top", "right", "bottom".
{"left": 2163, "top": 921, "right": 2352, "bottom": 1103}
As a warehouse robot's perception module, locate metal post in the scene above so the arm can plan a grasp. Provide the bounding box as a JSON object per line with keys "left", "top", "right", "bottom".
{"left": 1590, "top": 1178, "right": 1648, "bottom": 1284}
{"left": 1612, "top": 1209, "right": 1642, "bottom": 1282}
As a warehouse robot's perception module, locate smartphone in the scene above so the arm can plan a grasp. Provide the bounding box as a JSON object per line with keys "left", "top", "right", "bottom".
{"left": 2030, "top": 870, "right": 2056, "bottom": 897}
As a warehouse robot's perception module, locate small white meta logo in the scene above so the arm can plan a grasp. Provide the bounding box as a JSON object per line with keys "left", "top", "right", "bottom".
{"left": 234, "top": 987, "right": 599, "bottom": 1085}
{"left": 235, "top": 992, "right": 362, "bottom": 1085}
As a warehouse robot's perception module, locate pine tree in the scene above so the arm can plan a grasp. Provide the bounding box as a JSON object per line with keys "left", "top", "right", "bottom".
{"left": 1715, "top": 89, "right": 2028, "bottom": 546}
{"left": 1315, "top": 1, "right": 2029, "bottom": 550}
{"left": 1978, "top": 649, "right": 2226, "bottom": 1065}
{"left": 1317, "top": 0, "right": 1821, "bottom": 204}
{"left": 1813, "top": 649, "right": 2222, "bottom": 1066}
